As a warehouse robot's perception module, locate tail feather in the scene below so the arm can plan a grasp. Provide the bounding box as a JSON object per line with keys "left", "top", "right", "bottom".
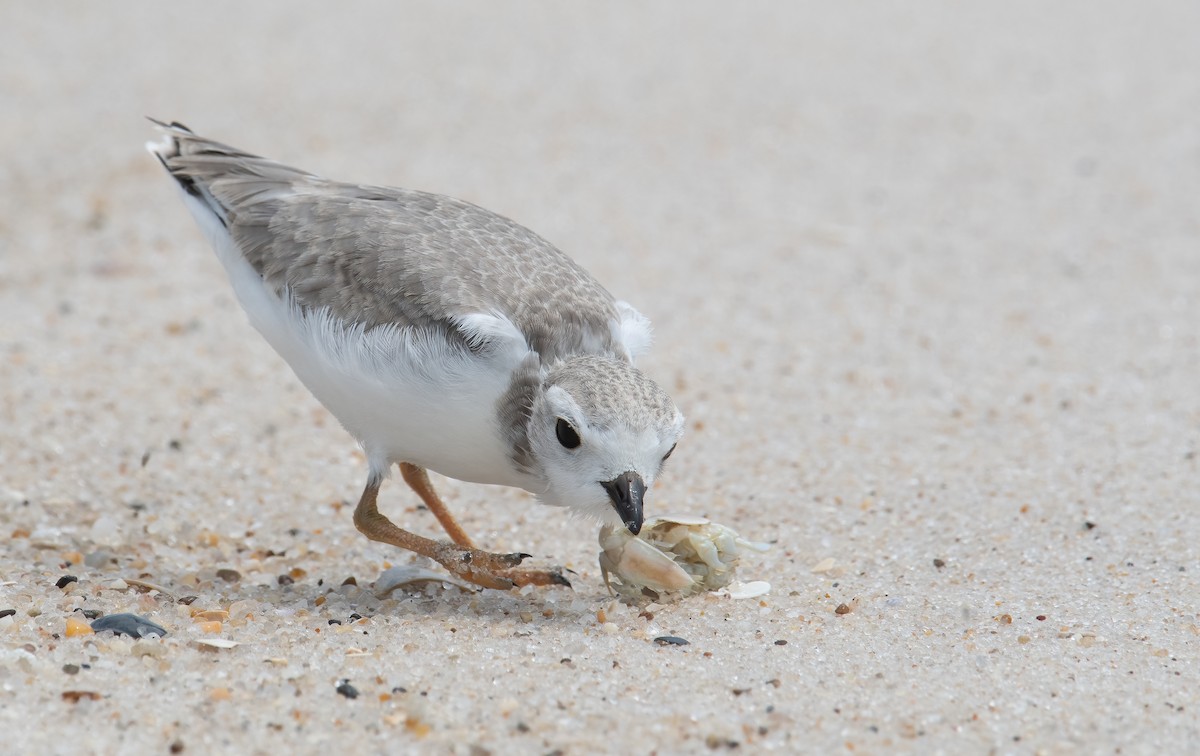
{"left": 145, "top": 118, "right": 314, "bottom": 228}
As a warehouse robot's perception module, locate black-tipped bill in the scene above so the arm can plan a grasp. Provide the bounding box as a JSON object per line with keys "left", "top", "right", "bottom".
{"left": 601, "top": 471, "right": 646, "bottom": 535}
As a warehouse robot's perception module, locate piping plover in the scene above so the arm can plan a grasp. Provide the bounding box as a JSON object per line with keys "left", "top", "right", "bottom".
{"left": 147, "top": 120, "right": 684, "bottom": 590}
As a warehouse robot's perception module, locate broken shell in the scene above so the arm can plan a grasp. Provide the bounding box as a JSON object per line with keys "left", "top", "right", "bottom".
{"left": 194, "top": 638, "right": 240, "bottom": 650}
{"left": 374, "top": 565, "right": 476, "bottom": 597}
{"left": 598, "top": 514, "right": 769, "bottom": 602}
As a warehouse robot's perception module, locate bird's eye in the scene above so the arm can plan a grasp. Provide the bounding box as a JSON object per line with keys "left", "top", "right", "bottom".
{"left": 555, "top": 418, "right": 581, "bottom": 449}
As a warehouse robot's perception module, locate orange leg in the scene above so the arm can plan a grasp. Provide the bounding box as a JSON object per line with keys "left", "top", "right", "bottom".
{"left": 352, "top": 472, "right": 570, "bottom": 590}
{"left": 399, "top": 462, "right": 476, "bottom": 548}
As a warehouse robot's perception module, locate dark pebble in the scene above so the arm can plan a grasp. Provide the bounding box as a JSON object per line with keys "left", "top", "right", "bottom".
{"left": 835, "top": 603, "right": 851, "bottom": 615}
{"left": 0, "top": 609, "right": 16, "bottom": 619}
{"left": 62, "top": 664, "right": 80, "bottom": 675}
{"left": 90, "top": 613, "right": 168, "bottom": 638}
{"left": 653, "top": 636, "right": 689, "bottom": 646}
{"left": 933, "top": 558, "right": 946, "bottom": 569}
{"left": 328, "top": 619, "right": 342, "bottom": 626}
{"left": 74, "top": 608, "right": 103, "bottom": 620}
{"left": 277, "top": 574, "right": 295, "bottom": 586}
{"left": 336, "top": 680, "right": 359, "bottom": 699}
{"left": 1084, "top": 521, "right": 1097, "bottom": 530}
{"left": 341, "top": 576, "right": 357, "bottom": 587}
{"left": 56, "top": 575, "right": 79, "bottom": 589}
{"left": 774, "top": 639, "right": 787, "bottom": 646}
{"left": 215, "top": 568, "right": 241, "bottom": 583}
{"left": 178, "top": 595, "right": 199, "bottom": 605}
{"left": 349, "top": 613, "right": 363, "bottom": 621}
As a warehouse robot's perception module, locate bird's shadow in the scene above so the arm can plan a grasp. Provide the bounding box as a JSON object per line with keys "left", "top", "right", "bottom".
{"left": 112, "top": 560, "right": 608, "bottom": 627}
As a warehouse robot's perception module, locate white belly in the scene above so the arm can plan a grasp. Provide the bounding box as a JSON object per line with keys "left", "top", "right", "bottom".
{"left": 183, "top": 192, "right": 533, "bottom": 489}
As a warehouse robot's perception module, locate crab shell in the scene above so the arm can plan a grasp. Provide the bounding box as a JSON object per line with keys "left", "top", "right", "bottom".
{"left": 597, "top": 514, "right": 769, "bottom": 601}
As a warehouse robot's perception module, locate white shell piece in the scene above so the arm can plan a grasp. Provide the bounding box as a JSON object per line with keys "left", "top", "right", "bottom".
{"left": 193, "top": 638, "right": 240, "bottom": 649}
{"left": 721, "top": 580, "right": 772, "bottom": 600}
{"left": 374, "top": 564, "right": 476, "bottom": 596}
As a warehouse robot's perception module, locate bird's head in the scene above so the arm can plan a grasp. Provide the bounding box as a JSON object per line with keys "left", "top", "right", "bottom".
{"left": 526, "top": 355, "right": 684, "bottom": 534}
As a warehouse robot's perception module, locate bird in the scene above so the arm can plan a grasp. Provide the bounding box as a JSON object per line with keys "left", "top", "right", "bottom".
{"left": 147, "top": 120, "right": 685, "bottom": 590}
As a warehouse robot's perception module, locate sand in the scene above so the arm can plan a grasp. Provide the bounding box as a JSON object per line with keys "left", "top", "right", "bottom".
{"left": 1, "top": 2, "right": 1198, "bottom": 753}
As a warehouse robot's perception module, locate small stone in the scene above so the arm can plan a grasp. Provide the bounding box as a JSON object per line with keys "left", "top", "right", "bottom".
{"left": 336, "top": 680, "right": 359, "bottom": 699}
{"left": 277, "top": 574, "right": 295, "bottom": 586}
{"left": 215, "top": 569, "right": 241, "bottom": 583}
{"left": 653, "top": 636, "right": 689, "bottom": 646}
{"left": 834, "top": 603, "right": 851, "bottom": 615}
{"left": 56, "top": 575, "right": 79, "bottom": 589}
{"left": 84, "top": 551, "right": 115, "bottom": 569}
{"left": 66, "top": 616, "right": 95, "bottom": 637}
{"left": 933, "top": 558, "right": 946, "bottom": 569}
{"left": 132, "top": 639, "right": 168, "bottom": 658}
{"left": 76, "top": 608, "right": 102, "bottom": 619}
{"left": 90, "top": 612, "right": 167, "bottom": 638}
{"left": 773, "top": 639, "right": 787, "bottom": 646}
{"left": 811, "top": 558, "right": 837, "bottom": 574}
{"left": 62, "top": 690, "right": 101, "bottom": 703}
{"left": 62, "top": 664, "right": 81, "bottom": 675}
{"left": 0, "top": 609, "right": 15, "bottom": 619}
{"left": 192, "top": 609, "right": 229, "bottom": 622}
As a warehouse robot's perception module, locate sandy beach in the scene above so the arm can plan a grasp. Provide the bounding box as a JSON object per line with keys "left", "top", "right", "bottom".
{"left": 1, "top": 3, "right": 1198, "bottom": 753}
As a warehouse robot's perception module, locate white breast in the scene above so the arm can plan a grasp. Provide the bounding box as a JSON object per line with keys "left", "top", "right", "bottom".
{"left": 180, "top": 191, "right": 535, "bottom": 489}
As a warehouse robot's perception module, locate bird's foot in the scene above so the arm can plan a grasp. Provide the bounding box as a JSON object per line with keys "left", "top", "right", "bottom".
{"left": 495, "top": 566, "right": 572, "bottom": 589}
{"left": 431, "top": 543, "right": 571, "bottom": 590}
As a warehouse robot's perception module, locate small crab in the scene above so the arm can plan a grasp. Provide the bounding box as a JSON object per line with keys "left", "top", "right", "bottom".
{"left": 598, "top": 514, "right": 769, "bottom": 602}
